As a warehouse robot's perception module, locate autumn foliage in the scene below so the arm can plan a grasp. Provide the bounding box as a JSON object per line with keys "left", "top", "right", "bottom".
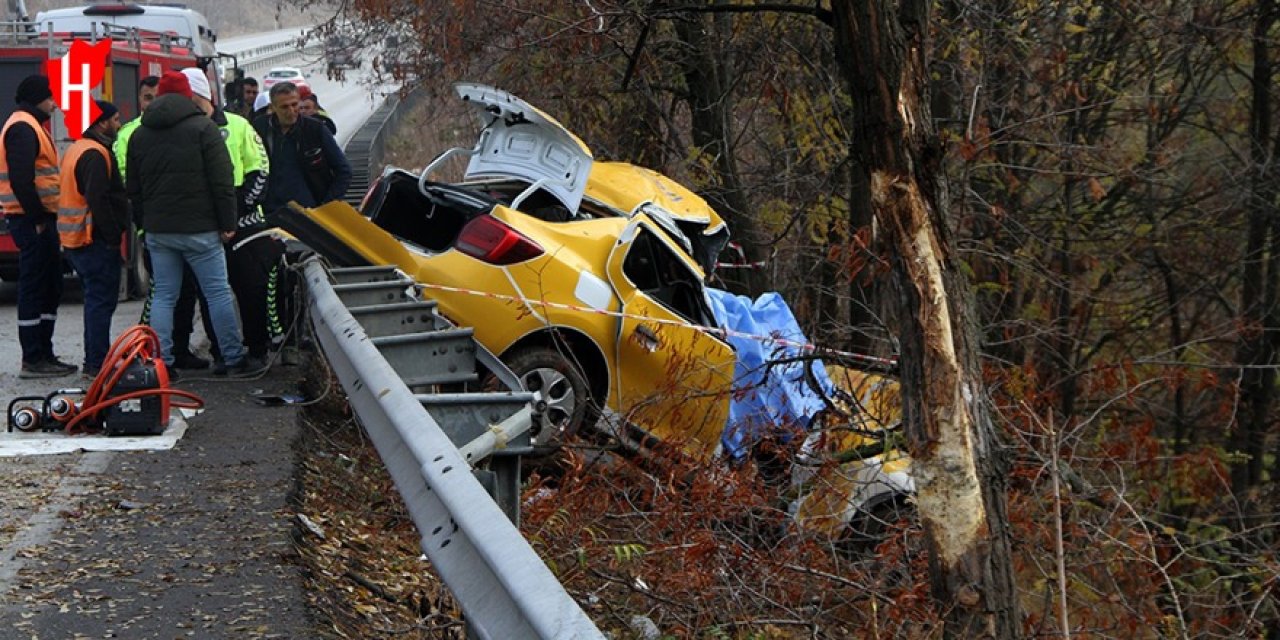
{"left": 290, "top": 0, "right": 1280, "bottom": 636}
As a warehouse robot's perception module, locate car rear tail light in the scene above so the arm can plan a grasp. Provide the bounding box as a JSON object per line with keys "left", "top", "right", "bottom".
{"left": 455, "top": 215, "right": 544, "bottom": 265}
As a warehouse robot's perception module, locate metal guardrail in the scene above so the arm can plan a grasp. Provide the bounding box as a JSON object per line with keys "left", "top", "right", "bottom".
{"left": 219, "top": 29, "right": 318, "bottom": 73}
{"left": 341, "top": 94, "right": 398, "bottom": 204}
{"left": 303, "top": 259, "right": 605, "bottom": 639}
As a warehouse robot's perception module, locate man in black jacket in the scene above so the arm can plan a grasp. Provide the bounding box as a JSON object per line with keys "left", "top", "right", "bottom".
{"left": 253, "top": 82, "right": 351, "bottom": 214}
{"left": 126, "top": 71, "right": 256, "bottom": 375}
{"left": 1, "top": 75, "right": 76, "bottom": 377}
{"left": 57, "top": 100, "right": 128, "bottom": 379}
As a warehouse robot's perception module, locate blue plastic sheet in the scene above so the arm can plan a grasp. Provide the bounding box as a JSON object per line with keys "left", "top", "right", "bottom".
{"left": 705, "top": 288, "right": 836, "bottom": 461}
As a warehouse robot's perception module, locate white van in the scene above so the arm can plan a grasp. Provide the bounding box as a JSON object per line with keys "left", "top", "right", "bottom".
{"left": 34, "top": 3, "right": 219, "bottom": 58}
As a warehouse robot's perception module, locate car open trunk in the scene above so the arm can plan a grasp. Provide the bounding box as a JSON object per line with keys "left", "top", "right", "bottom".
{"left": 272, "top": 169, "right": 502, "bottom": 270}
{"left": 363, "top": 168, "right": 503, "bottom": 253}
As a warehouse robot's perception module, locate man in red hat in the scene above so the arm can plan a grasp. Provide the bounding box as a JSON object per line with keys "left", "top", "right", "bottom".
{"left": 125, "top": 70, "right": 255, "bottom": 376}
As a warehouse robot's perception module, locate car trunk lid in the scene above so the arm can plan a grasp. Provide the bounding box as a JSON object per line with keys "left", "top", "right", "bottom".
{"left": 455, "top": 82, "right": 594, "bottom": 216}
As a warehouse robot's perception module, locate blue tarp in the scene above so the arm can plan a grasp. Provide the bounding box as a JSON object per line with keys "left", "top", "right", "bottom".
{"left": 705, "top": 289, "right": 836, "bottom": 461}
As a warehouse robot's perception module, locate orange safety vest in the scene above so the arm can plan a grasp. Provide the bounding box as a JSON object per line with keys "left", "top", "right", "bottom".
{"left": 57, "top": 139, "right": 112, "bottom": 248}
{"left": 0, "top": 110, "right": 59, "bottom": 215}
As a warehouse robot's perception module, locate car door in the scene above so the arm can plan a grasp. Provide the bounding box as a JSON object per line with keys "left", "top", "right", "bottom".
{"left": 604, "top": 220, "right": 736, "bottom": 462}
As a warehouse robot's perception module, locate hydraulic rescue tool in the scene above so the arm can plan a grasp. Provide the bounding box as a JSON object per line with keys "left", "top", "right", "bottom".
{"left": 6, "top": 326, "right": 204, "bottom": 436}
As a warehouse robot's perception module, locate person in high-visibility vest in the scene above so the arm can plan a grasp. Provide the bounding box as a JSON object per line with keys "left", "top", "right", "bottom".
{"left": 0, "top": 74, "right": 75, "bottom": 378}
{"left": 181, "top": 68, "right": 273, "bottom": 374}
{"left": 58, "top": 100, "right": 127, "bottom": 379}
{"left": 113, "top": 75, "right": 157, "bottom": 186}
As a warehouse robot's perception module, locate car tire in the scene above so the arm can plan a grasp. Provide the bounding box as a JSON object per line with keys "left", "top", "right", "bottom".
{"left": 501, "top": 346, "right": 593, "bottom": 451}
{"left": 839, "top": 498, "right": 921, "bottom": 580}
{"left": 125, "top": 231, "right": 150, "bottom": 300}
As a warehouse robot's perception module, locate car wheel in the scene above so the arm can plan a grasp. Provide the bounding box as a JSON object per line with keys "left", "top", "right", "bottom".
{"left": 502, "top": 346, "right": 592, "bottom": 451}
{"left": 839, "top": 498, "right": 922, "bottom": 585}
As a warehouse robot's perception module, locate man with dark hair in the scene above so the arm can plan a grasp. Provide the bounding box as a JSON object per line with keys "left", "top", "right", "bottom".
{"left": 242, "top": 77, "right": 259, "bottom": 113}
{"left": 58, "top": 100, "right": 127, "bottom": 379}
{"left": 227, "top": 76, "right": 258, "bottom": 119}
{"left": 253, "top": 81, "right": 351, "bottom": 213}
{"left": 112, "top": 74, "right": 158, "bottom": 177}
{"left": 127, "top": 70, "right": 252, "bottom": 375}
{"left": 298, "top": 92, "right": 336, "bottom": 135}
{"left": 1, "top": 74, "right": 75, "bottom": 377}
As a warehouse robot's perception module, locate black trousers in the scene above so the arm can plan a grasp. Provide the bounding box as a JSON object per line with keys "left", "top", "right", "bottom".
{"left": 6, "top": 214, "right": 63, "bottom": 364}
{"left": 226, "top": 235, "right": 285, "bottom": 358}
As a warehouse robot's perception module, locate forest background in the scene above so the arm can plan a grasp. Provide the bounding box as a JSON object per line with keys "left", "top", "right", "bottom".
{"left": 310, "top": 1, "right": 1280, "bottom": 638}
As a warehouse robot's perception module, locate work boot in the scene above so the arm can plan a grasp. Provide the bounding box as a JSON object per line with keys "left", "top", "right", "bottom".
{"left": 48, "top": 356, "right": 78, "bottom": 371}
{"left": 20, "top": 359, "right": 77, "bottom": 378}
{"left": 173, "top": 351, "right": 210, "bottom": 370}
{"left": 216, "top": 355, "right": 267, "bottom": 377}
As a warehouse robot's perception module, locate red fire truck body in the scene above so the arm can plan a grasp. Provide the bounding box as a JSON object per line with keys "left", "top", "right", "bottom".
{"left": 0, "top": 15, "right": 214, "bottom": 291}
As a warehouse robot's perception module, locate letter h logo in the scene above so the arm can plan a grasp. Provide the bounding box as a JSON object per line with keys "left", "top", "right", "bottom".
{"left": 45, "top": 39, "right": 112, "bottom": 140}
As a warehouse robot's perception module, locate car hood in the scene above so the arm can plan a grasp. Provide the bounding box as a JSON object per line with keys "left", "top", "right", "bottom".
{"left": 585, "top": 161, "right": 727, "bottom": 235}
{"left": 456, "top": 82, "right": 594, "bottom": 216}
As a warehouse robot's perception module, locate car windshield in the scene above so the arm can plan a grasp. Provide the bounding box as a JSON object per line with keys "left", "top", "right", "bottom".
{"left": 268, "top": 70, "right": 298, "bottom": 78}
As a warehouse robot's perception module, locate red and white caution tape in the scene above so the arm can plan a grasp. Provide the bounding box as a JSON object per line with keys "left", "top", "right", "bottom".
{"left": 410, "top": 280, "right": 898, "bottom": 368}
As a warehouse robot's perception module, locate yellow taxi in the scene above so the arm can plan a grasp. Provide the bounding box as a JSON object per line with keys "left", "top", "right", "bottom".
{"left": 277, "top": 83, "right": 913, "bottom": 541}
{"left": 282, "top": 83, "right": 737, "bottom": 462}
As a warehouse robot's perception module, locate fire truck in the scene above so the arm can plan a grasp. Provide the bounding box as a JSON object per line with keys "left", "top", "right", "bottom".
{"left": 0, "top": 2, "right": 230, "bottom": 297}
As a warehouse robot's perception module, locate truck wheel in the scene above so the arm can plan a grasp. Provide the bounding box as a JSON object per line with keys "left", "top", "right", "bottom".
{"left": 125, "top": 233, "right": 150, "bottom": 300}
{"left": 501, "top": 346, "right": 592, "bottom": 451}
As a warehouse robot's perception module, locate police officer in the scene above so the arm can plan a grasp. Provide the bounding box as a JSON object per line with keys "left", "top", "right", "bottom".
{"left": 182, "top": 68, "right": 276, "bottom": 372}
{"left": 1, "top": 74, "right": 75, "bottom": 377}
{"left": 112, "top": 75, "right": 157, "bottom": 180}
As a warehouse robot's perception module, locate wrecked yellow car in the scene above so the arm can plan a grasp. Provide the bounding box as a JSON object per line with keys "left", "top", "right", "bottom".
{"left": 277, "top": 82, "right": 912, "bottom": 540}
{"left": 286, "top": 83, "right": 737, "bottom": 462}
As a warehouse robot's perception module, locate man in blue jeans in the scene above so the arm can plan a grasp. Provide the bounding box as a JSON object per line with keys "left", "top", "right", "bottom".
{"left": 125, "top": 71, "right": 259, "bottom": 375}
{"left": 57, "top": 100, "right": 128, "bottom": 379}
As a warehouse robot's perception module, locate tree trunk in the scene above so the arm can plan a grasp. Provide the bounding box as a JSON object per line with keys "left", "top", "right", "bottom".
{"left": 673, "top": 13, "right": 767, "bottom": 296}
{"left": 831, "top": 1, "right": 1020, "bottom": 636}
{"left": 844, "top": 164, "right": 880, "bottom": 355}
{"left": 1233, "top": 0, "right": 1277, "bottom": 495}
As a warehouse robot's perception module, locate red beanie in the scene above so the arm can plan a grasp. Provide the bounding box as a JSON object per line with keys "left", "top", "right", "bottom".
{"left": 156, "top": 70, "right": 192, "bottom": 98}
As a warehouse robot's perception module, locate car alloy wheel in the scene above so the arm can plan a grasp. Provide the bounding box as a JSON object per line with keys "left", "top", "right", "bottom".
{"left": 503, "top": 346, "right": 591, "bottom": 450}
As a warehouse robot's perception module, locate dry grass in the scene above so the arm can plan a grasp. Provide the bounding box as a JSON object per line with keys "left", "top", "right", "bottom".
{"left": 291, "top": 355, "right": 937, "bottom": 639}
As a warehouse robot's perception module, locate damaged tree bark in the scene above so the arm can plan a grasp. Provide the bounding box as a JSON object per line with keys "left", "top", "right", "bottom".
{"left": 831, "top": 1, "right": 1020, "bottom": 637}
